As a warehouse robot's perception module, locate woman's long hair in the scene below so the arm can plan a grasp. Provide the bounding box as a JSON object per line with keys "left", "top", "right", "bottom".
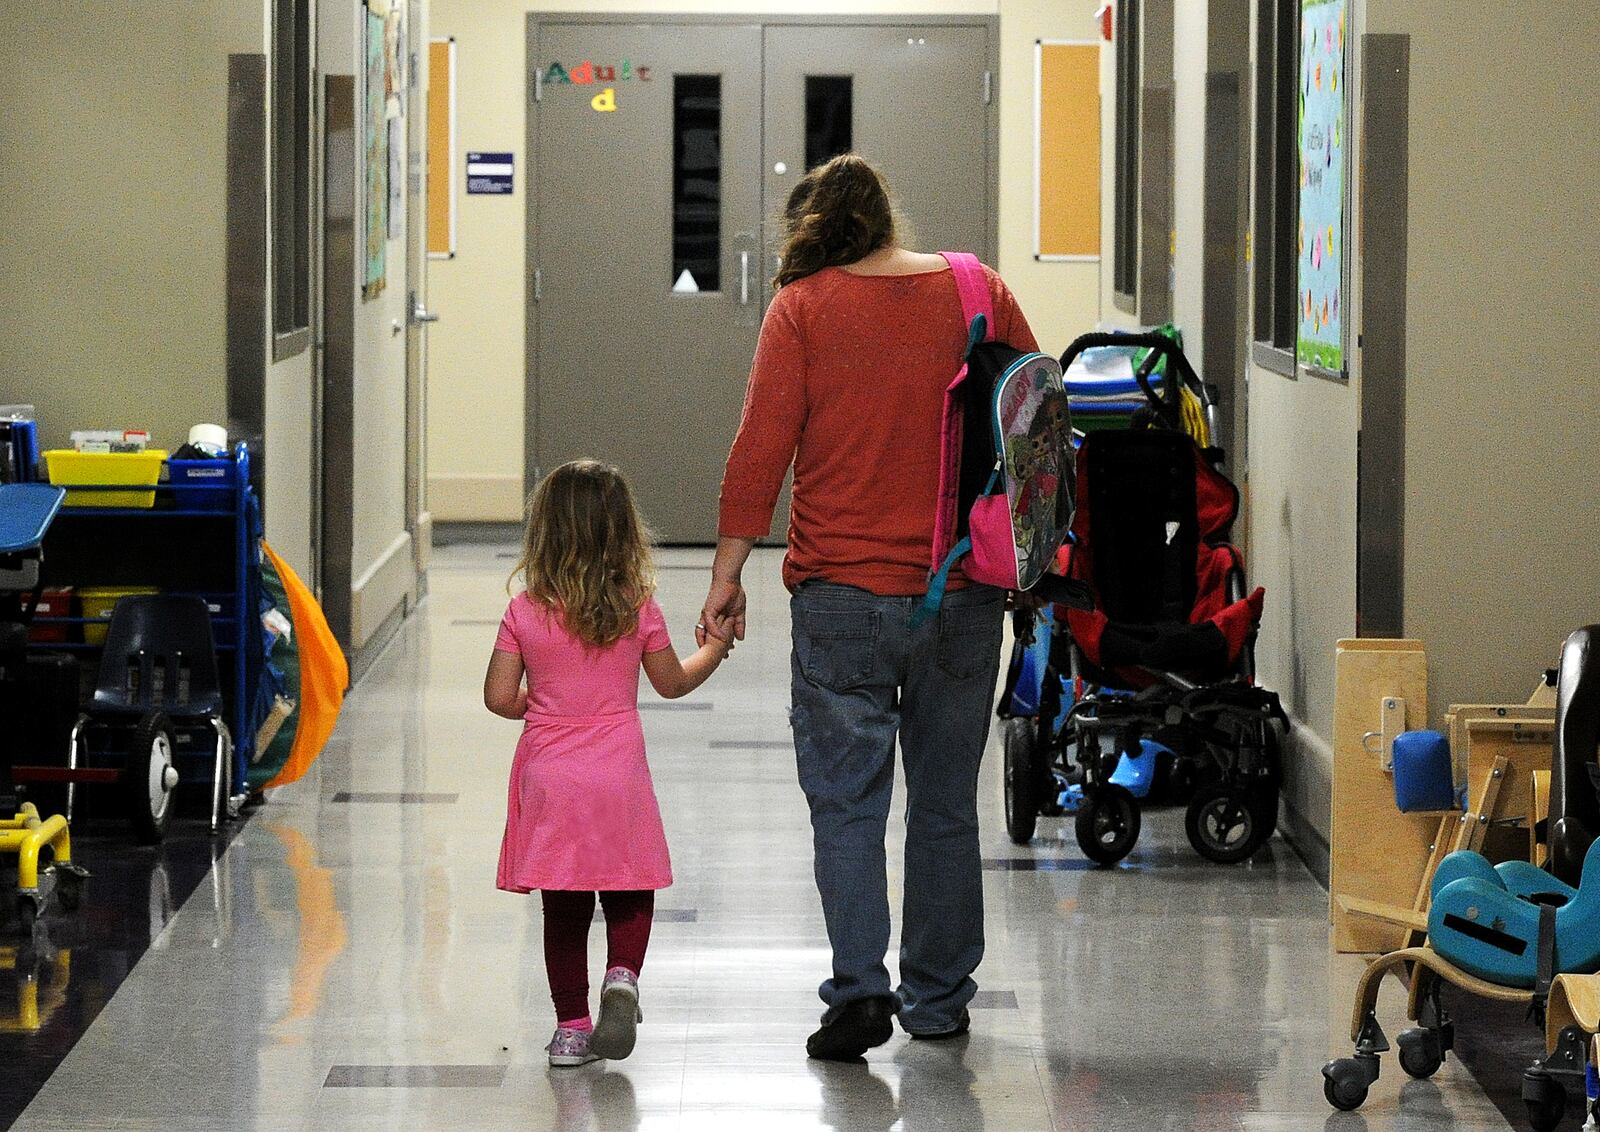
{"left": 511, "top": 460, "right": 656, "bottom": 647}
{"left": 773, "top": 153, "right": 898, "bottom": 289}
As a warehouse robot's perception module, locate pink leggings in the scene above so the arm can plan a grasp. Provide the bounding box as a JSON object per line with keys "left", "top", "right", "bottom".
{"left": 540, "top": 889, "right": 654, "bottom": 1022}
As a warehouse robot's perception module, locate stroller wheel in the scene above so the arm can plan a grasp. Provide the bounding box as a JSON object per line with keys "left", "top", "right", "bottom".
{"left": 1185, "top": 784, "right": 1265, "bottom": 864}
{"left": 1003, "top": 717, "right": 1041, "bottom": 845}
{"left": 1075, "top": 785, "right": 1140, "bottom": 865}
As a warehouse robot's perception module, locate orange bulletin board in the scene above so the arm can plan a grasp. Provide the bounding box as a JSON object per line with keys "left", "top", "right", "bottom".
{"left": 1035, "top": 41, "right": 1101, "bottom": 261}
{"left": 427, "top": 38, "right": 455, "bottom": 258}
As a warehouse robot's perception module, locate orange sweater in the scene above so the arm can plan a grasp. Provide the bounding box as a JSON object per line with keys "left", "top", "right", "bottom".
{"left": 719, "top": 263, "right": 1040, "bottom": 596}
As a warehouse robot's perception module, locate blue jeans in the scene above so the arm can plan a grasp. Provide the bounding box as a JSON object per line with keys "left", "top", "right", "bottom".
{"left": 790, "top": 581, "right": 1005, "bottom": 1034}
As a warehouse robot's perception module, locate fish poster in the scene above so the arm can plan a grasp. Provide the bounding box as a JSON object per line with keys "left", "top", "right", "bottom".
{"left": 1297, "top": 0, "right": 1346, "bottom": 374}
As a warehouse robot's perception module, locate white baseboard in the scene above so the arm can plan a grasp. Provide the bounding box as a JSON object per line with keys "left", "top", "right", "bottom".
{"left": 351, "top": 531, "right": 415, "bottom": 648}
{"left": 428, "top": 474, "right": 523, "bottom": 521}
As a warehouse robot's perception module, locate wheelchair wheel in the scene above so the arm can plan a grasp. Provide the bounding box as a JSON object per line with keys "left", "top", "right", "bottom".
{"left": 127, "top": 712, "right": 179, "bottom": 845}
{"left": 1185, "top": 784, "right": 1264, "bottom": 864}
{"left": 1003, "top": 717, "right": 1040, "bottom": 845}
{"left": 1075, "top": 785, "right": 1140, "bottom": 865}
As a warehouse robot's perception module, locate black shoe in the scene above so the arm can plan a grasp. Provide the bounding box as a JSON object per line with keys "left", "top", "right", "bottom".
{"left": 806, "top": 996, "right": 897, "bottom": 1061}
{"left": 907, "top": 1009, "right": 971, "bottom": 1041}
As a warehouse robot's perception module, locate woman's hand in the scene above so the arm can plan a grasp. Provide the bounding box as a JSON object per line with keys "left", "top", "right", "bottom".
{"left": 697, "top": 536, "right": 757, "bottom": 646}
{"left": 698, "top": 579, "right": 747, "bottom": 646}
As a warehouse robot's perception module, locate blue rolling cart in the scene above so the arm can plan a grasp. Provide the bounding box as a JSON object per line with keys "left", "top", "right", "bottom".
{"left": 21, "top": 443, "right": 260, "bottom": 831}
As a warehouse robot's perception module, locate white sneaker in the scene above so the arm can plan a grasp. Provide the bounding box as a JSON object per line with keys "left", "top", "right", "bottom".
{"left": 590, "top": 967, "right": 642, "bottom": 1060}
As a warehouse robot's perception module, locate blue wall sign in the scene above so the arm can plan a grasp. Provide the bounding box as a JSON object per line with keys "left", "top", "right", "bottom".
{"left": 467, "top": 152, "right": 514, "bottom": 195}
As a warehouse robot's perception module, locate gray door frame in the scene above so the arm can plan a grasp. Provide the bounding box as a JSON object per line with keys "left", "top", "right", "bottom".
{"left": 523, "top": 12, "right": 1001, "bottom": 508}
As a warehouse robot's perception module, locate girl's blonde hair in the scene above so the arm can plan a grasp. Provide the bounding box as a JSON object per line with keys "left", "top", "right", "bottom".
{"left": 511, "top": 460, "right": 656, "bottom": 647}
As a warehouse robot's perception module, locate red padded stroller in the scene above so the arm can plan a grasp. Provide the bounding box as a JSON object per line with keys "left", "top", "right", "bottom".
{"left": 1000, "top": 332, "right": 1286, "bottom": 865}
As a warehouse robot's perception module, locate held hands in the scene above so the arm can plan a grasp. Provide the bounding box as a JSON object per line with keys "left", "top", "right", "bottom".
{"left": 697, "top": 576, "right": 748, "bottom": 649}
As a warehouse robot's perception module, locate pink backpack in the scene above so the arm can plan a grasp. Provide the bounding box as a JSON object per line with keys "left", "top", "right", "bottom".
{"left": 917, "top": 252, "right": 1074, "bottom": 624}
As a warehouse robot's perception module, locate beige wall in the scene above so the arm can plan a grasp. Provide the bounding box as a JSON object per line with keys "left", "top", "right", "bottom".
{"left": 1241, "top": 3, "right": 1358, "bottom": 857}
{"left": 326, "top": 0, "right": 425, "bottom": 647}
{"left": 0, "top": 3, "right": 258, "bottom": 451}
{"left": 428, "top": 0, "right": 1105, "bottom": 521}
{"left": 1370, "top": 0, "right": 1600, "bottom": 722}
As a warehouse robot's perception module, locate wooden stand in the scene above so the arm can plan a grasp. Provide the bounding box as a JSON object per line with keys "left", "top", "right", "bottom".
{"left": 1331, "top": 639, "right": 1431, "bottom": 953}
{"left": 1332, "top": 637, "right": 1555, "bottom": 954}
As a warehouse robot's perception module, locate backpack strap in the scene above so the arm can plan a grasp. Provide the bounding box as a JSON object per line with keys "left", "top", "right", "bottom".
{"left": 913, "top": 537, "right": 972, "bottom": 630}
{"left": 939, "top": 251, "right": 995, "bottom": 346}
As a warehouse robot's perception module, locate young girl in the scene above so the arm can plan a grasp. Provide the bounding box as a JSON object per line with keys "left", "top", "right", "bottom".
{"left": 484, "top": 460, "right": 731, "bottom": 1067}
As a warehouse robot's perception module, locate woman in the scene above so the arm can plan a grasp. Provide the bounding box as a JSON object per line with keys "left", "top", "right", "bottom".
{"left": 698, "top": 154, "right": 1039, "bottom": 1060}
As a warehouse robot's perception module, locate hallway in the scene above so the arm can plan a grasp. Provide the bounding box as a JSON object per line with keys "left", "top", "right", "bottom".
{"left": 11, "top": 547, "right": 1518, "bottom": 1131}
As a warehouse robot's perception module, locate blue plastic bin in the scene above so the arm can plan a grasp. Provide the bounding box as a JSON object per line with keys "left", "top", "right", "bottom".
{"left": 164, "top": 457, "right": 236, "bottom": 511}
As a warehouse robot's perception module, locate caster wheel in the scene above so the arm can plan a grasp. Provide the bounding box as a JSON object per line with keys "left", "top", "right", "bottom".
{"left": 1523, "top": 1070, "right": 1566, "bottom": 1132}
{"left": 1397, "top": 1027, "right": 1443, "bottom": 1079}
{"left": 1186, "top": 784, "right": 1265, "bottom": 864}
{"left": 1075, "top": 785, "right": 1140, "bottom": 865}
{"left": 128, "top": 712, "right": 177, "bottom": 844}
{"left": 1321, "top": 1057, "right": 1372, "bottom": 1112}
{"left": 1003, "top": 717, "right": 1040, "bottom": 845}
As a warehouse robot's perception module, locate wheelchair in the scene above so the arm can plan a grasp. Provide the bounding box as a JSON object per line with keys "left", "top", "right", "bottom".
{"left": 1322, "top": 625, "right": 1600, "bottom": 1130}
{"left": 999, "top": 332, "right": 1286, "bottom": 865}
{"left": 0, "top": 484, "right": 87, "bottom": 933}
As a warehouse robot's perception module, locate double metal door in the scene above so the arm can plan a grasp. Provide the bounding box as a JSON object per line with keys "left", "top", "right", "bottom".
{"left": 529, "top": 19, "right": 994, "bottom": 542}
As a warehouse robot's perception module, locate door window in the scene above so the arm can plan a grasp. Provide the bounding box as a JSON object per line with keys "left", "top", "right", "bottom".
{"left": 672, "top": 74, "right": 722, "bottom": 292}
{"left": 804, "top": 76, "right": 853, "bottom": 170}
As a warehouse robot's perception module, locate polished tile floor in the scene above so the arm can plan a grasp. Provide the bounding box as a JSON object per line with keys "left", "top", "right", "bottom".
{"left": 8, "top": 546, "right": 1529, "bottom": 1130}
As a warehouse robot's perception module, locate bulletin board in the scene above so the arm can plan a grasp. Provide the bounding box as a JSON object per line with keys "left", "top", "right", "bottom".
{"left": 362, "top": 1, "right": 388, "bottom": 298}
{"left": 427, "top": 38, "right": 456, "bottom": 258}
{"left": 1297, "top": 0, "right": 1348, "bottom": 375}
{"left": 1034, "top": 40, "right": 1102, "bottom": 261}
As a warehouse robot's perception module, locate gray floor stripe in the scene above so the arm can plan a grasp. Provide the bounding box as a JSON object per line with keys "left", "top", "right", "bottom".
{"left": 981, "top": 858, "right": 1097, "bottom": 872}
{"left": 330, "top": 792, "right": 460, "bottom": 804}
{"left": 640, "top": 702, "right": 713, "bottom": 711}
{"left": 709, "top": 740, "right": 791, "bottom": 750}
{"left": 324, "top": 1065, "right": 507, "bottom": 1088}
{"left": 449, "top": 618, "right": 501, "bottom": 626}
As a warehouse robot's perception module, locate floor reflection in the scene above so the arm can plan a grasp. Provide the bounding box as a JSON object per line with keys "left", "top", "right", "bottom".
{"left": 546, "top": 1066, "right": 640, "bottom": 1132}
{"left": 0, "top": 817, "right": 245, "bottom": 1127}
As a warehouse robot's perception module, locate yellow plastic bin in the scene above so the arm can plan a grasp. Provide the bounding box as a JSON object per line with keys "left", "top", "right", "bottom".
{"left": 79, "top": 587, "right": 158, "bottom": 646}
{"left": 42, "top": 450, "right": 169, "bottom": 508}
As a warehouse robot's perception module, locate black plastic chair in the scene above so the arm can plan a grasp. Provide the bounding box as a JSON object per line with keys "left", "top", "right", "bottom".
{"left": 69, "top": 595, "right": 232, "bottom": 840}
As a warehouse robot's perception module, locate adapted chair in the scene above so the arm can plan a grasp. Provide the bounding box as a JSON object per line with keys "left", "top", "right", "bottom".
{"left": 1322, "top": 625, "right": 1600, "bottom": 1131}
{"left": 0, "top": 484, "right": 87, "bottom": 933}
{"left": 65, "top": 595, "right": 233, "bottom": 842}
{"left": 1000, "top": 333, "right": 1285, "bottom": 865}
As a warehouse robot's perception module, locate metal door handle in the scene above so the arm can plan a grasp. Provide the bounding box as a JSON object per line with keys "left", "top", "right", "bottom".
{"left": 408, "top": 289, "right": 439, "bottom": 325}
{"left": 739, "top": 251, "right": 751, "bottom": 306}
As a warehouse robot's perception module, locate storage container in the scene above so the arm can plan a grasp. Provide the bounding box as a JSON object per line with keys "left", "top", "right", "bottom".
{"left": 163, "top": 457, "right": 236, "bottom": 512}
{"left": 79, "top": 586, "right": 159, "bottom": 646}
{"left": 43, "top": 450, "right": 169, "bottom": 508}
{"left": 23, "top": 586, "right": 75, "bottom": 644}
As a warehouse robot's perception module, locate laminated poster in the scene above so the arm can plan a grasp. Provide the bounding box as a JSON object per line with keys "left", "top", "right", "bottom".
{"left": 1297, "top": 0, "right": 1346, "bottom": 374}
{"left": 363, "top": 4, "right": 388, "bottom": 298}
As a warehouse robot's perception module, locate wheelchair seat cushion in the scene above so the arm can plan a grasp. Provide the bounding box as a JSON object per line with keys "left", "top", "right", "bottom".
{"left": 1429, "top": 840, "right": 1600, "bottom": 987}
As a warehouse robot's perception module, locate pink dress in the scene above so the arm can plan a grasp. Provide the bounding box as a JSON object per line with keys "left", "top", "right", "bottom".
{"left": 494, "top": 593, "right": 674, "bottom": 893}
